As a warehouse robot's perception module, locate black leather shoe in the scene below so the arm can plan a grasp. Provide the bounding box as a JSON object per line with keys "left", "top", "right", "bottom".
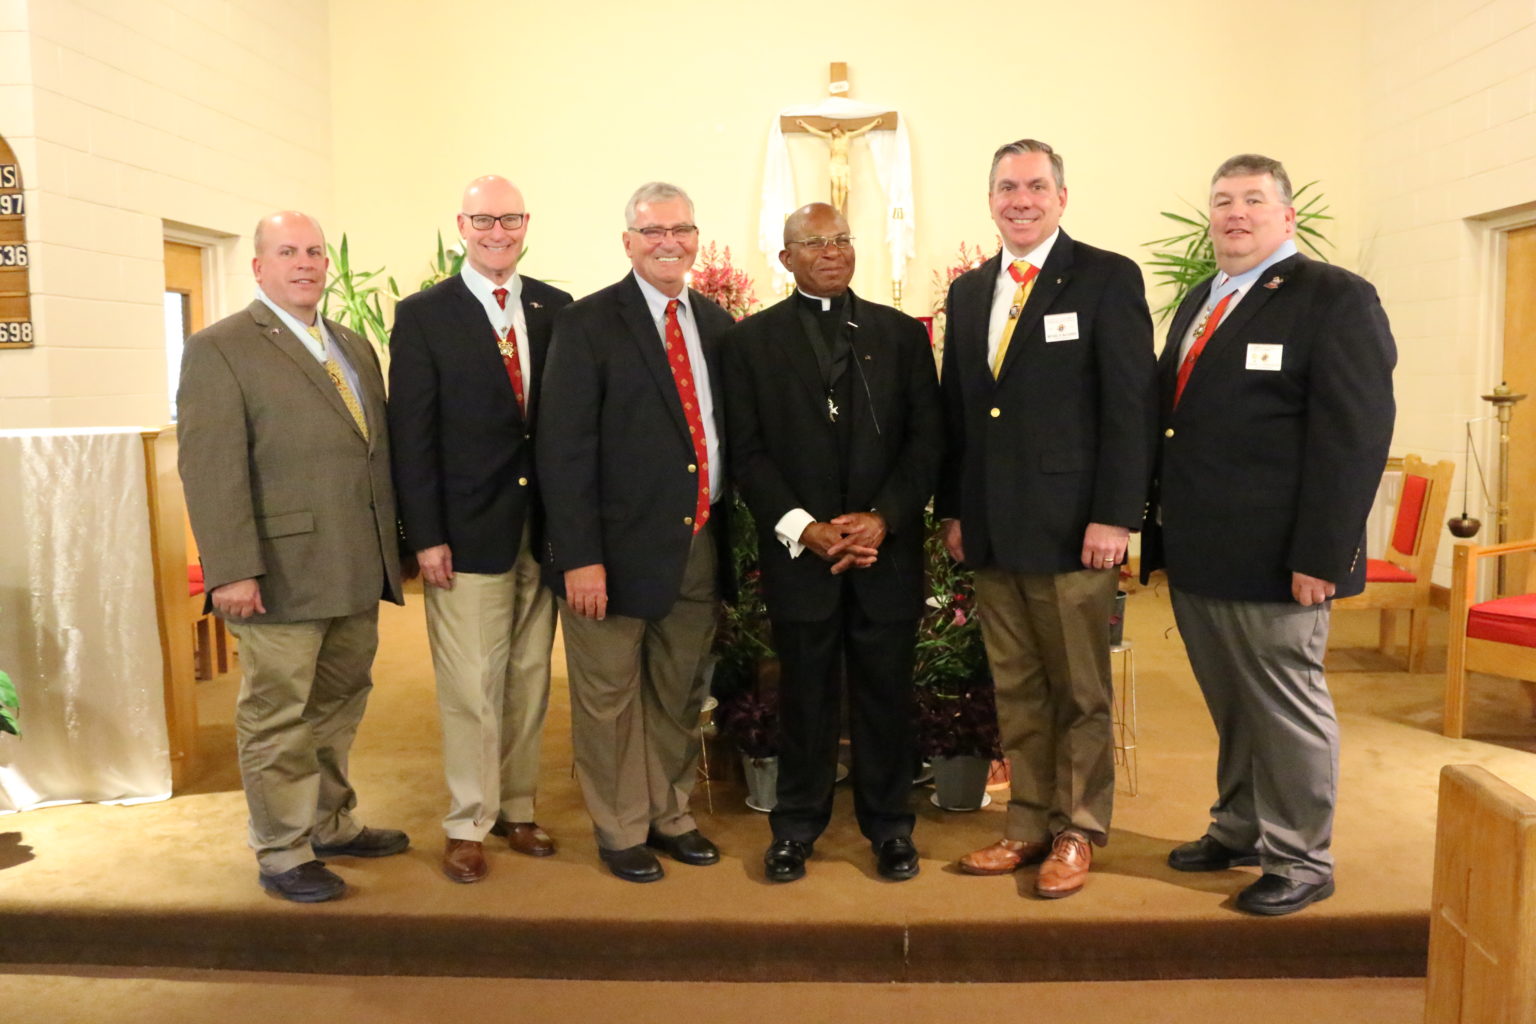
{"left": 312, "top": 827, "right": 410, "bottom": 859}
{"left": 1167, "top": 834, "right": 1260, "bottom": 872}
{"left": 875, "top": 836, "right": 920, "bottom": 881}
{"left": 599, "top": 844, "right": 664, "bottom": 883}
{"left": 258, "top": 860, "right": 346, "bottom": 903}
{"left": 646, "top": 828, "right": 720, "bottom": 866}
{"left": 764, "top": 839, "right": 812, "bottom": 882}
{"left": 1236, "top": 873, "right": 1335, "bottom": 916}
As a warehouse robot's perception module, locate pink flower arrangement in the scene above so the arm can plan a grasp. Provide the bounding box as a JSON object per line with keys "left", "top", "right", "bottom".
{"left": 929, "top": 239, "right": 997, "bottom": 316}
{"left": 687, "top": 243, "right": 761, "bottom": 321}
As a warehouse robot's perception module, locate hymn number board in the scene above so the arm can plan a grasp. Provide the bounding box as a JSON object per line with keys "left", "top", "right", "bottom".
{"left": 0, "top": 133, "right": 32, "bottom": 349}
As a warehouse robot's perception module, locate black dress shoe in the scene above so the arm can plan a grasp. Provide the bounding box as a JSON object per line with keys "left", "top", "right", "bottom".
{"left": 1167, "top": 834, "right": 1260, "bottom": 872}
{"left": 764, "top": 839, "right": 812, "bottom": 883}
{"left": 599, "top": 844, "right": 664, "bottom": 883}
{"left": 1236, "top": 873, "right": 1335, "bottom": 916}
{"left": 258, "top": 860, "right": 346, "bottom": 903}
{"left": 645, "top": 828, "right": 719, "bottom": 866}
{"left": 875, "top": 836, "right": 920, "bottom": 881}
{"left": 312, "top": 827, "right": 410, "bottom": 859}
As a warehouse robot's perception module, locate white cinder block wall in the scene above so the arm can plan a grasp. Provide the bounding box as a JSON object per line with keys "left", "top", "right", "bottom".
{"left": 0, "top": 0, "right": 334, "bottom": 429}
{"left": 1363, "top": 0, "right": 1536, "bottom": 584}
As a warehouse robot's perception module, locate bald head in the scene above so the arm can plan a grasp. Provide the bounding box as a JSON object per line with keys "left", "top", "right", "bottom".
{"left": 458, "top": 175, "right": 528, "bottom": 285}
{"left": 251, "top": 210, "right": 328, "bottom": 323}
{"left": 779, "top": 202, "right": 854, "bottom": 298}
{"left": 253, "top": 210, "right": 324, "bottom": 257}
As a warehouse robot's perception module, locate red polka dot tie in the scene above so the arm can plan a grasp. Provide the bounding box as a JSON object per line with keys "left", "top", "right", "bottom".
{"left": 665, "top": 299, "right": 710, "bottom": 533}
{"left": 493, "top": 287, "right": 527, "bottom": 418}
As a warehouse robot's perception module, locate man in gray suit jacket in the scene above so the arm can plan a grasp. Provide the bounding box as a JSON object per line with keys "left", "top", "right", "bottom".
{"left": 178, "top": 211, "right": 408, "bottom": 903}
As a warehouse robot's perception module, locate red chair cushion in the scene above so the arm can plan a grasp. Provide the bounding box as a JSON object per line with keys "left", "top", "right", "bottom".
{"left": 1468, "top": 594, "right": 1536, "bottom": 648}
{"left": 1390, "top": 473, "right": 1429, "bottom": 556}
{"left": 1365, "top": 558, "right": 1416, "bottom": 583}
{"left": 188, "top": 564, "right": 205, "bottom": 598}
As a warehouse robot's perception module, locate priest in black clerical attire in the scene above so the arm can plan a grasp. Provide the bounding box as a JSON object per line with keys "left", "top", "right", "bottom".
{"left": 723, "top": 202, "right": 943, "bottom": 883}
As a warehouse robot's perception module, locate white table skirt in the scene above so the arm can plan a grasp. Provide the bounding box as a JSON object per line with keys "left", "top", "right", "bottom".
{"left": 0, "top": 427, "right": 171, "bottom": 811}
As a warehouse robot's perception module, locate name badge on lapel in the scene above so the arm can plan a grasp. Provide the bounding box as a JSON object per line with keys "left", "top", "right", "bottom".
{"left": 1043, "top": 312, "right": 1079, "bottom": 342}
{"left": 1246, "top": 343, "right": 1283, "bottom": 370}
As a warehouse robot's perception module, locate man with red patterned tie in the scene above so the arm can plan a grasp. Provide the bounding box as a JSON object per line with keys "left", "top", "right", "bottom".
{"left": 388, "top": 175, "right": 572, "bottom": 884}
{"left": 538, "top": 182, "right": 736, "bottom": 883}
{"left": 1141, "top": 154, "right": 1396, "bottom": 916}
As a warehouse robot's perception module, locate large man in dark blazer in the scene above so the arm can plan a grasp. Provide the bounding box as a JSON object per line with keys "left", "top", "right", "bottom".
{"left": 725, "top": 203, "right": 943, "bottom": 883}
{"left": 537, "top": 182, "right": 735, "bottom": 883}
{"left": 937, "top": 140, "right": 1156, "bottom": 899}
{"left": 388, "top": 175, "right": 573, "bottom": 884}
{"left": 1141, "top": 154, "right": 1395, "bottom": 917}
{"left": 178, "top": 211, "right": 408, "bottom": 903}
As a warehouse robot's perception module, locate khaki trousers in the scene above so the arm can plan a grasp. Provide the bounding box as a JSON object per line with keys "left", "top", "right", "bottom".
{"left": 560, "top": 527, "right": 718, "bottom": 851}
{"left": 973, "top": 566, "right": 1117, "bottom": 845}
{"left": 227, "top": 608, "right": 379, "bottom": 874}
{"left": 425, "top": 529, "right": 555, "bottom": 840}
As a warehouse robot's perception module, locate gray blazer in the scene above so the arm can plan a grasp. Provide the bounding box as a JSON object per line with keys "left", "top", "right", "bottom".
{"left": 177, "top": 300, "right": 404, "bottom": 623}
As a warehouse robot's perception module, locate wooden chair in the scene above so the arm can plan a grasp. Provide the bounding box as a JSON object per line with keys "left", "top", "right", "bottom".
{"left": 1444, "top": 537, "right": 1536, "bottom": 738}
{"left": 1335, "top": 454, "right": 1454, "bottom": 672}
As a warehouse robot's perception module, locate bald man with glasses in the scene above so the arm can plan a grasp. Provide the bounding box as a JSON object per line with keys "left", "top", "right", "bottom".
{"left": 388, "top": 175, "right": 573, "bottom": 884}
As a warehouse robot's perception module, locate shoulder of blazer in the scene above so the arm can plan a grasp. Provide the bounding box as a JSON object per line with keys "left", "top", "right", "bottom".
{"left": 724, "top": 295, "right": 792, "bottom": 344}
{"left": 560, "top": 276, "right": 635, "bottom": 321}
{"left": 949, "top": 253, "right": 1001, "bottom": 310}
{"left": 522, "top": 274, "right": 574, "bottom": 309}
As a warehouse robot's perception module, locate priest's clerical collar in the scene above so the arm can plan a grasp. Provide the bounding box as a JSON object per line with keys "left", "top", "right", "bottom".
{"left": 796, "top": 287, "right": 845, "bottom": 311}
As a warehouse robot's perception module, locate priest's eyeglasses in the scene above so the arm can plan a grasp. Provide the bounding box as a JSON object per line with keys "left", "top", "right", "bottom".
{"left": 787, "top": 235, "right": 855, "bottom": 251}
{"left": 464, "top": 213, "right": 528, "bottom": 230}
{"left": 628, "top": 224, "right": 699, "bottom": 241}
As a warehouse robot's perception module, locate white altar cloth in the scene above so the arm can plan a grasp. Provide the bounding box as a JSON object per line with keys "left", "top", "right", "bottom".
{"left": 0, "top": 427, "right": 171, "bottom": 811}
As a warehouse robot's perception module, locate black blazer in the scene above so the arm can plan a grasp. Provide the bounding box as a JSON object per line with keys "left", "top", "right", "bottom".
{"left": 1139, "top": 254, "right": 1397, "bottom": 602}
{"left": 387, "top": 273, "right": 572, "bottom": 574}
{"left": 936, "top": 231, "right": 1157, "bottom": 573}
{"left": 537, "top": 274, "right": 735, "bottom": 620}
{"left": 724, "top": 292, "right": 943, "bottom": 623}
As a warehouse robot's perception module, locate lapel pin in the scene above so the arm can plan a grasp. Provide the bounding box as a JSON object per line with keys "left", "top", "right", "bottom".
{"left": 1263, "top": 276, "right": 1285, "bottom": 290}
{"left": 1056, "top": 277, "right": 1063, "bottom": 284}
{"left": 530, "top": 301, "right": 543, "bottom": 309}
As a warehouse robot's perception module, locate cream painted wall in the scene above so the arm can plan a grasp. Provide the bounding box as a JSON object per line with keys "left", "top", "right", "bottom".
{"left": 330, "top": 0, "right": 1366, "bottom": 322}
{"left": 0, "top": 0, "right": 334, "bottom": 429}
{"left": 1361, "top": 0, "right": 1536, "bottom": 582}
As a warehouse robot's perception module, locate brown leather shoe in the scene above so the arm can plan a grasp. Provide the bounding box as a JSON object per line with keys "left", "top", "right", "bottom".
{"left": 1035, "top": 830, "right": 1092, "bottom": 898}
{"left": 491, "top": 820, "right": 556, "bottom": 857}
{"left": 957, "top": 838, "right": 1050, "bottom": 876}
{"left": 442, "top": 838, "right": 488, "bottom": 883}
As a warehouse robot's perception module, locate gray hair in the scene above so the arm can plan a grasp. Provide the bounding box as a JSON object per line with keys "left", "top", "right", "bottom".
{"left": 1210, "top": 154, "right": 1293, "bottom": 205}
{"left": 988, "top": 139, "right": 1065, "bottom": 192}
{"left": 624, "top": 182, "right": 694, "bottom": 227}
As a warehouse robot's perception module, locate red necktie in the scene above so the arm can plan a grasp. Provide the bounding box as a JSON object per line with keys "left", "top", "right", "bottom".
{"left": 493, "top": 287, "right": 527, "bottom": 417}
{"left": 1172, "top": 291, "right": 1234, "bottom": 408}
{"left": 664, "top": 299, "right": 710, "bottom": 533}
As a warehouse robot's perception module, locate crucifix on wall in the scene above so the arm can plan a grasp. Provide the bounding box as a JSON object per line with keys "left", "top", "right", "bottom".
{"left": 779, "top": 64, "right": 898, "bottom": 216}
{"left": 761, "top": 62, "right": 914, "bottom": 306}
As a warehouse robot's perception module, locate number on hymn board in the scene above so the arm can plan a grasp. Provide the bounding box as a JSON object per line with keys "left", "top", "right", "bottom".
{"left": 0, "top": 193, "right": 22, "bottom": 215}
{"left": 0, "top": 321, "right": 33, "bottom": 345}
{"left": 0, "top": 244, "right": 28, "bottom": 267}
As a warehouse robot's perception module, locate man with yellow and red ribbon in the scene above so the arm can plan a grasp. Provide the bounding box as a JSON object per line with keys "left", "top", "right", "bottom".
{"left": 938, "top": 139, "right": 1156, "bottom": 899}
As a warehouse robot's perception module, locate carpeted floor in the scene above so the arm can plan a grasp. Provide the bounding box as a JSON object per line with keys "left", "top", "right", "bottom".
{"left": 1, "top": 583, "right": 1534, "bottom": 991}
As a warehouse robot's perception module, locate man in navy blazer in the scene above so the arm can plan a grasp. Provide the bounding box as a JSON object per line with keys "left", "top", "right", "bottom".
{"left": 388, "top": 175, "right": 573, "bottom": 884}
{"left": 537, "top": 182, "right": 735, "bottom": 883}
{"left": 724, "top": 202, "right": 943, "bottom": 883}
{"left": 1141, "top": 154, "right": 1395, "bottom": 916}
{"left": 938, "top": 139, "right": 1156, "bottom": 898}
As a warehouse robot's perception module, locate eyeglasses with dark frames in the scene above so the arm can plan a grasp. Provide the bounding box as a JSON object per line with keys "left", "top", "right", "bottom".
{"left": 463, "top": 213, "right": 528, "bottom": 230}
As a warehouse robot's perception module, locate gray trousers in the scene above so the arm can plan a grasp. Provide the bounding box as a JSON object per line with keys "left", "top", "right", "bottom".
{"left": 1170, "top": 587, "right": 1338, "bottom": 883}
{"left": 559, "top": 527, "right": 719, "bottom": 851}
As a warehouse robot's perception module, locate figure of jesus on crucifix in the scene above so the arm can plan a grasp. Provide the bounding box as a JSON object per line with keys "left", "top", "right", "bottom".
{"left": 794, "top": 116, "right": 883, "bottom": 215}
